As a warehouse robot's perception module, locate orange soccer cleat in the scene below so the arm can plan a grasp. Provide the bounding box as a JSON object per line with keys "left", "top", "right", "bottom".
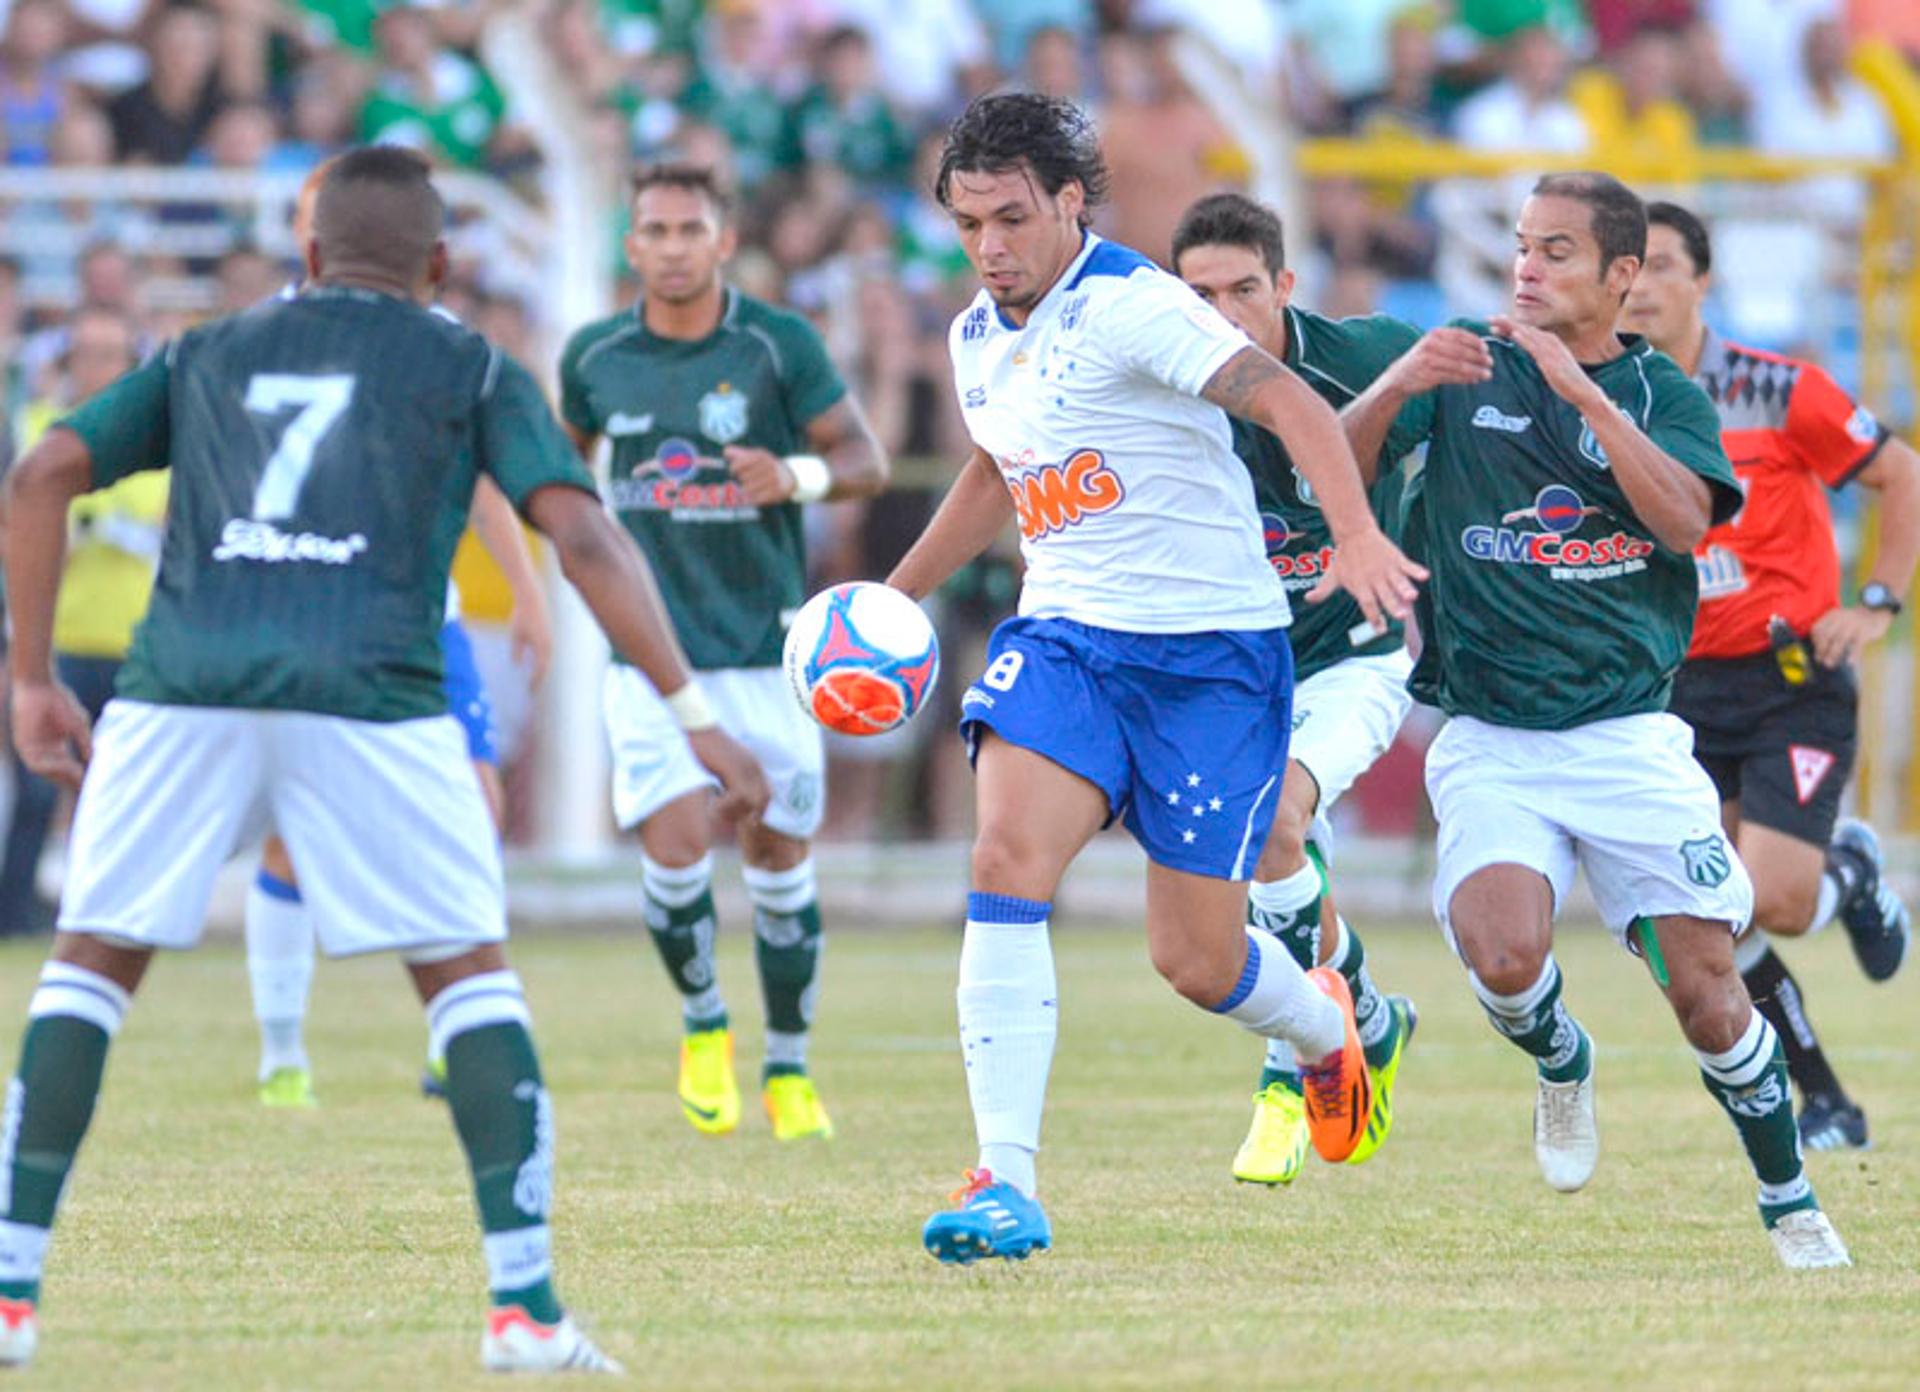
{"left": 1298, "top": 968, "right": 1374, "bottom": 1163}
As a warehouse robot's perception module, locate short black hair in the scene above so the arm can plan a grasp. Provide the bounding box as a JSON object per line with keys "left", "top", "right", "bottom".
{"left": 935, "top": 92, "right": 1108, "bottom": 228}
{"left": 1646, "top": 200, "right": 1712, "bottom": 276}
{"left": 312, "top": 145, "right": 444, "bottom": 279}
{"left": 630, "top": 161, "right": 733, "bottom": 221}
{"left": 1170, "top": 193, "right": 1286, "bottom": 277}
{"left": 1531, "top": 171, "right": 1646, "bottom": 276}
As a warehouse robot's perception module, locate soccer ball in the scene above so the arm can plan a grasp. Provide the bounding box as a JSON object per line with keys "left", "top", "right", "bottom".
{"left": 783, "top": 582, "right": 940, "bottom": 736}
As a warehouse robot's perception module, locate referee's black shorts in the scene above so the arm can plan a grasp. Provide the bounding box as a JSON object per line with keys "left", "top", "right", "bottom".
{"left": 1669, "top": 651, "right": 1858, "bottom": 847}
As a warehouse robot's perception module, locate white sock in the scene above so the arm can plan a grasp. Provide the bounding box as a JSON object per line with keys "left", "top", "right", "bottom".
{"left": 1263, "top": 1037, "right": 1299, "bottom": 1077}
{"left": 1209, "top": 930, "right": 1343, "bottom": 1062}
{"left": 247, "top": 870, "right": 314, "bottom": 1080}
{"left": 959, "top": 894, "right": 1057, "bottom": 1198}
{"left": 1809, "top": 869, "right": 1841, "bottom": 934}
{"left": 1247, "top": 861, "right": 1322, "bottom": 921}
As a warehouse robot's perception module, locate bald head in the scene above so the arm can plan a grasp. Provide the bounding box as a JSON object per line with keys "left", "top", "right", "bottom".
{"left": 306, "top": 146, "right": 446, "bottom": 297}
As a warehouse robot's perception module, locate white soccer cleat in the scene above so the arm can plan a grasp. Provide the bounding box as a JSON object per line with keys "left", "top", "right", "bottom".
{"left": 0, "top": 1297, "right": 38, "bottom": 1368}
{"left": 1769, "top": 1209, "right": 1852, "bottom": 1271}
{"left": 481, "top": 1307, "right": 623, "bottom": 1375}
{"left": 1534, "top": 1062, "right": 1598, "bottom": 1193}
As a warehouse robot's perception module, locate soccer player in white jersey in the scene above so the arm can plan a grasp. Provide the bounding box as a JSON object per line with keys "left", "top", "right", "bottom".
{"left": 887, "top": 93, "right": 1426, "bottom": 1262}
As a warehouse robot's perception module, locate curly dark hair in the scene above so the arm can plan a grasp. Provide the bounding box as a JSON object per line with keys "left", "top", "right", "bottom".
{"left": 934, "top": 92, "right": 1109, "bottom": 228}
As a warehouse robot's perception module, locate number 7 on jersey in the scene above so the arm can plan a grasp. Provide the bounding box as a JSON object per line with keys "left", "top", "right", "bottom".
{"left": 244, "top": 373, "right": 357, "bottom": 521}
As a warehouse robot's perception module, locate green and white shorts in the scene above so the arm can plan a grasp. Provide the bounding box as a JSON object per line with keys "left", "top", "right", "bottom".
{"left": 1425, "top": 711, "right": 1754, "bottom": 948}
{"left": 602, "top": 665, "right": 825, "bottom": 840}
{"left": 61, "top": 700, "right": 505, "bottom": 956}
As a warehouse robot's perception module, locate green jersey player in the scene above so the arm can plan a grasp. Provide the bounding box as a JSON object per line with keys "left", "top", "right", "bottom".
{"left": 559, "top": 163, "right": 888, "bottom": 1142}
{"left": 1344, "top": 171, "right": 1849, "bottom": 1268}
{"left": 0, "top": 147, "right": 765, "bottom": 1372}
{"left": 1171, "top": 192, "right": 1420, "bottom": 1186}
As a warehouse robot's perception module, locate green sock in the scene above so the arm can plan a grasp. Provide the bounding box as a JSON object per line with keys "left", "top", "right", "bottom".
{"left": 744, "top": 861, "right": 824, "bottom": 1083}
{"left": 0, "top": 969, "right": 130, "bottom": 1304}
{"left": 444, "top": 1020, "right": 563, "bottom": 1324}
{"left": 1697, "top": 1016, "right": 1814, "bottom": 1226}
{"left": 1247, "top": 857, "right": 1323, "bottom": 972}
{"left": 642, "top": 857, "right": 726, "bottom": 1033}
{"left": 1328, "top": 917, "right": 1397, "bottom": 1070}
{"left": 1470, "top": 957, "right": 1591, "bottom": 1084}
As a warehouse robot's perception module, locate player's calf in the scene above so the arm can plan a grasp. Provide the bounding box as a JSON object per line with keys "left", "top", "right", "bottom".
{"left": 418, "top": 955, "right": 605, "bottom": 1365}
{"left": 0, "top": 949, "right": 146, "bottom": 1365}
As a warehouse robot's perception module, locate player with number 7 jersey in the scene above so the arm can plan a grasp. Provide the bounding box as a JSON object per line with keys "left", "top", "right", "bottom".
{"left": 0, "top": 147, "right": 766, "bottom": 1373}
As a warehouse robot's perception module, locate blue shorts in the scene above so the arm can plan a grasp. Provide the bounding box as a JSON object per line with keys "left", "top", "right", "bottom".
{"left": 959, "top": 616, "right": 1293, "bottom": 880}
{"left": 441, "top": 619, "right": 498, "bottom": 766}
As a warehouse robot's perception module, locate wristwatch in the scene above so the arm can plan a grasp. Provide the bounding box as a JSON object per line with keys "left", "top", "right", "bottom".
{"left": 1860, "top": 582, "right": 1903, "bottom": 615}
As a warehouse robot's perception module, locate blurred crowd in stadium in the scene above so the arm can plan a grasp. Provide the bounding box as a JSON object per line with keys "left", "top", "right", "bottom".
{"left": 0, "top": 0, "right": 1912, "bottom": 849}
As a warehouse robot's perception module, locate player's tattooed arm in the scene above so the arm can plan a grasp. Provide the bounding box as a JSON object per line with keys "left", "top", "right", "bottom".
{"left": 3, "top": 427, "right": 96, "bottom": 787}
{"left": 1202, "top": 346, "right": 1426, "bottom": 627}
{"left": 1491, "top": 317, "right": 1710, "bottom": 551}
{"left": 729, "top": 397, "right": 891, "bottom": 506}
{"left": 887, "top": 447, "right": 1012, "bottom": 601}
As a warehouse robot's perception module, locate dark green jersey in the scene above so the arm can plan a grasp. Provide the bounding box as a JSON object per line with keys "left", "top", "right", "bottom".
{"left": 1231, "top": 306, "right": 1420, "bottom": 682}
{"left": 63, "top": 286, "right": 595, "bottom": 721}
{"left": 1387, "top": 324, "right": 1739, "bottom": 730}
{"left": 560, "top": 288, "right": 847, "bottom": 671}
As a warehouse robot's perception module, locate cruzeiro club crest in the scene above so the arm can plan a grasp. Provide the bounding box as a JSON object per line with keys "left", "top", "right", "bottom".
{"left": 1679, "top": 834, "right": 1732, "bottom": 888}
{"left": 698, "top": 382, "right": 750, "bottom": 444}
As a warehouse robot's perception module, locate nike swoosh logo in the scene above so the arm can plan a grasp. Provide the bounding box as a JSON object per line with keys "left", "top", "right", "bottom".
{"left": 681, "top": 1097, "right": 721, "bottom": 1121}
{"left": 607, "top": 411, "right": 654, "bottom": 437}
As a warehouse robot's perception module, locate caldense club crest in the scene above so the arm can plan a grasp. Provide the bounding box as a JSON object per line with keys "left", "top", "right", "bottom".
{"left": 1679, "top": 834, "right": 1732, "bottom": 888}
{"left": 1292, "top": 466, "right": 1320, "bottom": 508}
{"left": 698, "top": 382, "right": 749, "bottom": 444}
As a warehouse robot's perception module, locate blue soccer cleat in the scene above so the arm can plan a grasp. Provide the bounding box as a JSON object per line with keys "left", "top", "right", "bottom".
{"left": 922, "top": 1169, "right": 1052, "bottom": 1264}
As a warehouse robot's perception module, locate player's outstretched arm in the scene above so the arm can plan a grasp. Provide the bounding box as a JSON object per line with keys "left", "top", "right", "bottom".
{"left": 725, "top": 396, "right": 890, "bottom": 506}
{"left": 1200, "top": 346, "right": 1426, "bottom": 628}
{"left": 1491, "top": 316, "right": 1712, "bottom": 552}
{"left": 526, "top": 483, "right": 769, "bottom": 824}
{"left": 4, "top": 427, "right": 97, "bottom": 788}
{"left": 886, "top": 446, "right": 1011, "bottom": 601}
{"left": 1811, "top": 435, "right": 1920, "bottom": 668}
{"left": 470, "top": 474, "right": 554, "bottom": 688}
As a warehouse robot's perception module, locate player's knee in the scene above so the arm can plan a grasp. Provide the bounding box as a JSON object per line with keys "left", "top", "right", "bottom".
{"left": 1256, "top": 811, "right": 1309, "bottom": 880}
{"left": 261, "top": 837, "right": 298, "bottom": 885}
{"left": 1147, "top": 932, "right": 1238, "bottom": 1006}
{"left": 1670, "top": 975, "right": 1749, "bottom": 1054}
{"left": 640, "top": 821, "right": 711, "bottom": 869}
{"left": 1750, "top": 880, "right": 1818, "bottom": 937}
{"left": 970, "top": 828, "right": 1056, "bottom": 900}
{"left": 1462, "top": 938, "right": 1549, "bottom": 997}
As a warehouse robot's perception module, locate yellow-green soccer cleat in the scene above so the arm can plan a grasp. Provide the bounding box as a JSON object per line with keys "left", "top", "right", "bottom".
{"left": 678, "top": 1027, "right": 741, "bottom": 1135}
{"left": 258, "top": 1066, "right": 317, "bottom": 1109}
{"left": 763, "top": 1073, "right": 834, "bottom": 1141}
{"left": 1345, "top": 995, "right": 1418, "bottom": 1167}
{"left": 1233, "top": 1079, "right": 1310, "bottom": 1185}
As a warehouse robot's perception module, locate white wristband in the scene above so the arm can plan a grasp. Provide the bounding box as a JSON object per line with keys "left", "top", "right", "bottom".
{"left": 784, "top": 454, "right": 832, "bottom": 504}
{"left": 663, "top": 680, "right": 718, "bottom": 732}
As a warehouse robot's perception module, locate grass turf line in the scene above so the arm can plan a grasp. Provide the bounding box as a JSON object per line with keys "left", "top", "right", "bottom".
{"left": 0, "top": 923, "right": 1913, "bottom": 1391}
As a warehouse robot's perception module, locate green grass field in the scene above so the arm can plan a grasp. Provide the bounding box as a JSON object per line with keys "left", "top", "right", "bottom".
{"left": 1, "top": 919, "right": 1915, "bottom": 1391}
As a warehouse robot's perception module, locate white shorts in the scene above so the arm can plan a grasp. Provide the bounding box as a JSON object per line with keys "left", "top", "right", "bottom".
{"left": 61, "top": 701, "right": 505, "bottom": 956}
{"left": 1426, "top": 711, "right": 1754, "bottom": 947}
{"left": 1289, "top": 649, "right": 1415, "bottom": 817}
{"left": 602, "top": 666, "right": 824, "bottom": 839}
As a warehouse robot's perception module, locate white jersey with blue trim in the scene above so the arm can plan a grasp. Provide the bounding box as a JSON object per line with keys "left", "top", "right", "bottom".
{"left": 949, "top": 233, "right": 1290, "bottom": 634}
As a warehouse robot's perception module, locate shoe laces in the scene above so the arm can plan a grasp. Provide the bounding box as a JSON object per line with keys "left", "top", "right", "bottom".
{"left": 949, "top": 1168, "right": 995, "bottom": 1205}
{"left": 1772, "top": 1209, "right": 1842, "bottom": 1259}
{"left": 1538, "top": 1077, "right": 1589, "bottom": 1148}
{"left": 1299, "top": 1051, "right": 1352, "bottom": 1120}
